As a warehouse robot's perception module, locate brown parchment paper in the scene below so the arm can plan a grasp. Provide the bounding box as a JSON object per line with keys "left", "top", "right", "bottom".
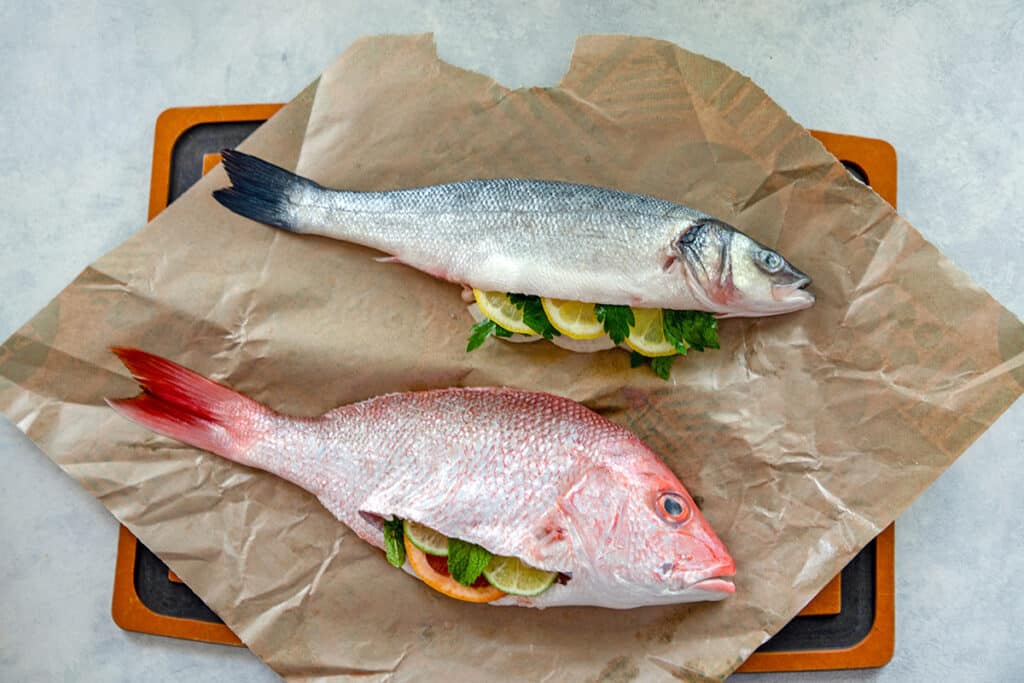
{"left": 2, "top": 34, "right": 1023, "bottom": 682}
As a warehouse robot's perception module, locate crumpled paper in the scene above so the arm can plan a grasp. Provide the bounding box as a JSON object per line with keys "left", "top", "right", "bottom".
{"left": 2, "top": 34, "right": 1022, "bottom": 682}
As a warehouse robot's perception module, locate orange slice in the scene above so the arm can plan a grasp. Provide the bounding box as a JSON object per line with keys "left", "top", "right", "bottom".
{"left": 404, "top": 536, "right": 506, "bottom": 603}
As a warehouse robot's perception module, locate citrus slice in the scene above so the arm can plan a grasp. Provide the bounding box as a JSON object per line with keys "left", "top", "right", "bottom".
{"left": 540, "top": 298, "right": 605, "bottom": 339}
{"left": 403, "top": 519, "right": 449, "bottom": 556}
{"left": 466, "top": 304, "right": 541, "bottom": 343}
{"left": 482, "top": 555, "right": 558, "bottom": 597}
{"left": 472, "top": 289, "right": 535, "bottom": 335}
{"left": 404, "top": 536, "right": 506, "bottom": 603}
{"left": 626, "top": 308, "right": 678, "bottom": 357}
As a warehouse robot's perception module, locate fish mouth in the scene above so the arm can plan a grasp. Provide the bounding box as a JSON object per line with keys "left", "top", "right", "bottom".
{"left": 689, "top": 577, "right": 736, "bottom": 595}
{"left": 771, "top": 272, "right": 815, "bottom": 310}
{"left": 671, "top": 556, "right": 736, "bottom": 597}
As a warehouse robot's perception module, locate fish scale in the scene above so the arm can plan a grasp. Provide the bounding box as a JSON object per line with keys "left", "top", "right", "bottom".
{"left": 107, "top": 348, "right": 736, "bottom": 609}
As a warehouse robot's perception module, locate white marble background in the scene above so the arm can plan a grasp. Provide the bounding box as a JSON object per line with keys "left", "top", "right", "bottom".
{"left": 1, "top": 2, "right": 1022, "bottom": 681}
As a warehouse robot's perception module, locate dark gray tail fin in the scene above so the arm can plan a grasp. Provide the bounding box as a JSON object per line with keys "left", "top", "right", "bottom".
{"left": 212, "top": 149, "right": 321, "bottom": 231}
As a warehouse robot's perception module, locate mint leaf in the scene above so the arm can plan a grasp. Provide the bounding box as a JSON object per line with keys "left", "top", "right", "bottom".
{"left": 650, "top": 355, "right": 675, "bottom": 380}
{"left": 383, "top": 518, "right": 405, "bottom": 568}
{"left": 466, "top": 319, "right": 513, "bottom": 351}
{"left": 662, "top": 310, "right": 719, "bottom": 353}
{"left": 447, "top": 538, "right": 493, "bottom": 586}
{"left": 595, "top": 304, "right": 634, "bottom": 344}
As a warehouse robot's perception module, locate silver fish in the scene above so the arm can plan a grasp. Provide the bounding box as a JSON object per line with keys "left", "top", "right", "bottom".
{"left": 107, "top": 348, "right": 736, "bottom": 609}
{"left": 214, "top": 150, "right": 813, "bottom": 317}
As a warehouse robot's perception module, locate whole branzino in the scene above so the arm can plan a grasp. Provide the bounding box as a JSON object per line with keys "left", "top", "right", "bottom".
{"left": 213, "top": 150, "right": 813, "bottom": 317}
{"left": 107, "top": 348, "right": 735, "bottom": 609}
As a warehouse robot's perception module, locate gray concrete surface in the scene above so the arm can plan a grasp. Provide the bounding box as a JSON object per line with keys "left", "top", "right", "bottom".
{"left": 1, "top": 2, "right": 1022, "bottom": 681}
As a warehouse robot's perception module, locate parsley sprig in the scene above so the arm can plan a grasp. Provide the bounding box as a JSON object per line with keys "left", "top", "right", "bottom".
{"left": 507, "top": 294, "right": 561, "bottom": 339}
{"left": 662, "top": 309, "right": 720, "bottom": 353}
{"left": 466, "top": 319, "right": 514, "bottom": 352}
{"left": 594, "top": 304, "right": 634, "bottom": 344}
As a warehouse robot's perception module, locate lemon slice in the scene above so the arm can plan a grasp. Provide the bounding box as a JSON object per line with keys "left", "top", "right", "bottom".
{"left": 540, "top": 298, "right": 605, "bottom": 340}
{"left": 482, "top": 555, "right": 558, "bottom": 597}
{"left": 472, "top": 289, "right": 535, "bottom": 336}
{"left": 626, "top": 308, "right": 678, "bottom": 357}
{"left": 403, "top": 520, "right": 449, "bottom": 556}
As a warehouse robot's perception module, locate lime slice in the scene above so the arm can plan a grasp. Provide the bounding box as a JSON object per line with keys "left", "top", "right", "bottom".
{"left": 540, "top": 298, "right": 605, "bottom": 340}
{"left": 403, "top": 520, "right": 449, "bottom": 556}
{"left": 482, "top": 555, "right": 558, "bottom": 596}
{"left": 626, "top": 308, "right": 678, "bottom": 357}
{"left": 472, "top": 289, "right": 535, "bottom": 336}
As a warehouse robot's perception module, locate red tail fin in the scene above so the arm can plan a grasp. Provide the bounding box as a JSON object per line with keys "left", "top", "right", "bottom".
{"left": 107, "top": 347, "right": 267, "bottom": 462}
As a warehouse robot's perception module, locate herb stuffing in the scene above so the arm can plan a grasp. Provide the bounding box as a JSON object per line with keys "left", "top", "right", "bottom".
{"left": 447, "top": 538, "right": 494, "bottom": 586}
{"left": 383, "top": 517, "right": 405, "bottom": 568}
{"left": 594, "top": 304, "right": 635, "bottom": 344}
{"left": 508, "top": 294, "right": 561, "bottom": 339}
{"left": 662, "top": 309, "right": 720, "bottom": 353}
{"left": 466, "top": 319, "right": 514, "bottom": 352}
{"left": 467, "top": 293, "right": 720, "bottom": 380}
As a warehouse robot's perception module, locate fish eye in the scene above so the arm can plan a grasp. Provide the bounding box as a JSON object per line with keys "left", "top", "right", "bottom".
{"left": 656, "top": 492, "right": 691, "bottom": 524}
{"left": 758, "top": 250, "right": 784, "bottom": 274}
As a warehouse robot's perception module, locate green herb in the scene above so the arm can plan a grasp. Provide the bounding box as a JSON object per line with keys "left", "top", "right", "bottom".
{"left": 507, "top": 293, "right": 560, "bottom": 339}
{"left": 507, "top": 293, "right": 530, "bottom": 309}
{"left": 466, "top": 297, "right": 720, "bottom": 385}
{"left": 650, "top": 355, "right": 675, "bottom": 380}
{"left": 630, "top": 349, "right": 676, "bottom": 380}
{"left": 466, "top": 319, "right": 513, "bottom": 352}
{"left": 523, "top": 299, "right": 561, "bottom": 339}
{"left": 447, "top": 538, "right": 493, "bottom": 586}
{"left": 594, "top": 304, "right": 634, "bottom": 344}
{"left": 383, "top": 518, "right": 405, "bottom": 568}
{"left": 662, "top": 310, "right": 720, "bottom": 353}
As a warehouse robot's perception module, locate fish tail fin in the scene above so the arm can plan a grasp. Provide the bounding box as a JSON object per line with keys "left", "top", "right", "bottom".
{"left": 106, "top": 347, "right": 271, "bottom": 465}
{"left": 212, "top": 149, "right": 323, "bottom": 232}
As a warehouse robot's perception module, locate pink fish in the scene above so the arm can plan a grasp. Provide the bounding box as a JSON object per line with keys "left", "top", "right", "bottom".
{"left": 107, "top": 348, "right": 735, "bottom": 609}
